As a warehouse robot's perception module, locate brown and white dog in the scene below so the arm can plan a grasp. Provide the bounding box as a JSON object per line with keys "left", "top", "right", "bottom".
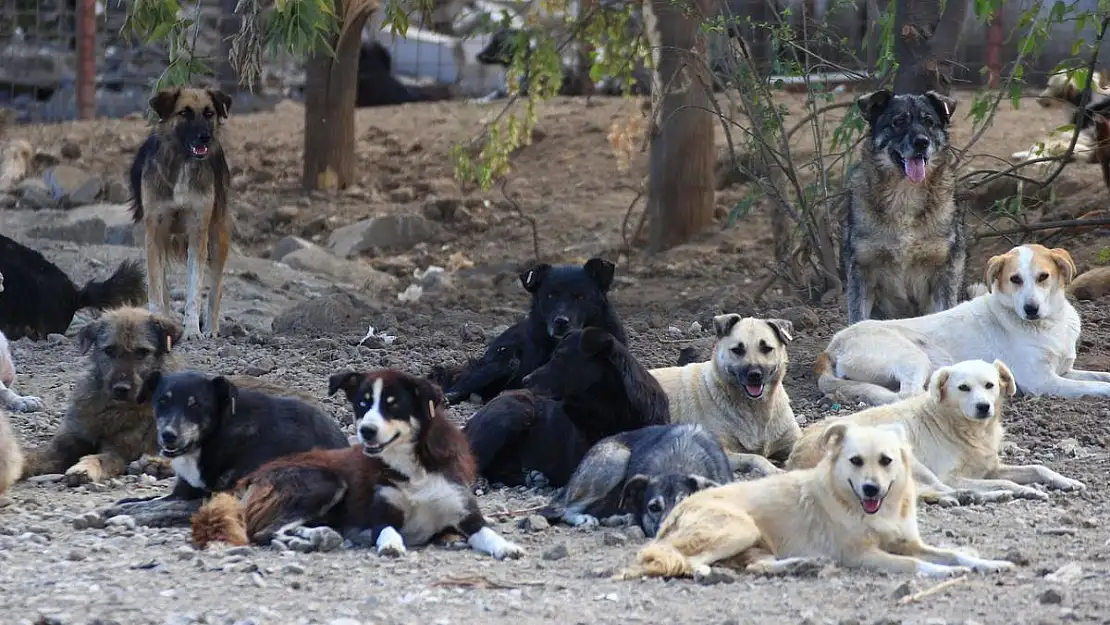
{"left": 191, "top": 369, "right": 524, "bottom": 560}
{"left": 817, "top": 244, "right": 1110, "bottom": 405}
{"left": 129, "top": 87, "right": 233, "bottom": 341}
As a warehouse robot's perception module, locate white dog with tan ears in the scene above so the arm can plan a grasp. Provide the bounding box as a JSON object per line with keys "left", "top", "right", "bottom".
{"left": 817, "top": 244, "right": 1110, "bottom": 405}
{"left": 650, "top": 314, "right": 800, "bottom": 476}
{"left": 615, "top": 422, "right": 1016, "bottom": 580}
{"left": 789, "top": 359, "right": 1086, "bottom": 505}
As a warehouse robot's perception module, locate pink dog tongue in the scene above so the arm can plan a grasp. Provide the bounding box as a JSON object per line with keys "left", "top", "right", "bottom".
{"left": 862, "top": 498, "right": 881, "bottom": 513}
{"left": 745, "top": 383, "right": 764, "bottom": 397}
{"left": 904, "top": 156, "right": 927, "bottom": 184}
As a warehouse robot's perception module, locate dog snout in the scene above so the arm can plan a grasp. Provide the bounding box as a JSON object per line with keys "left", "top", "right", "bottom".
{"left": 551, "top": 316, "right": 570, "bottom": 334}
{"left": 112, "top": 382, "right": 132, "bottom": 400}
{"left": 159, "top": 428, "right": 179, "bottom": 448}
{"left": 861, "top": 482, "right": 880, "bottom": 498}
{"left": 1023, "top": 302, "right": 1040, "bottom": 319}
{"left": 975, "top": 402, "right": 992, "bottom": 418}
{"left": 196, "top": 130, "right": 212, "bottom": 144}
{"left": 745, "top": 369, "right": 764, "bottom": 384}
{"left": 359, "top": 423, "right": 378, "bottom": 442}
{"left": 912, "top": 135, "right": 930, "bottom": 152}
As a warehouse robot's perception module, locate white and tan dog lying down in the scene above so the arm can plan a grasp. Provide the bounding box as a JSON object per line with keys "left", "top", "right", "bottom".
{"left": 615, "top": 422, "right": 1016, "bottom": 580}
{"left": 650, "top": 314, "right": 801, "bottom": 476}
{"left": 818, "top": 244, "right": 1110, "bottom": 405}
{"left": 1012, "top": 69, "right": 1110, "bottom": 163}
{"left": 790, "top": 359, "right": 1085, "bottom": 506}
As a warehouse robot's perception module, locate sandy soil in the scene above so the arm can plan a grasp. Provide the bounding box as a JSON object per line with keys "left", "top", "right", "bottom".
{"left": 2, "top": 90, "right": 1110, "bottom": 625}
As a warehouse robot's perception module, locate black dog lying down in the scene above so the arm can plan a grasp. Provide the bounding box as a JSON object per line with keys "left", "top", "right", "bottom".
{"left": 439, "top": 257, "right": 628, "bottom": 405}
{"left": 540, "top": 423, "right": 732, "bottom": 537}
{"left": 0, "top": 234, "right": 146, "bottom": 340}
{"left": 464, "top": 327, "right": 669, "bottom": 488}
{"left": 99, "top": 370, "right": 349, "bottom": 527}
{"left": 357, "top": 40, "right": 454, "bottom": 108}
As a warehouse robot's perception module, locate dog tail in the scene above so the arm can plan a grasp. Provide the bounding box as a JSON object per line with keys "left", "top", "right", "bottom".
{"left": 191, "top": 493, "right": 249, "bottom": 549}
{"left": 77, "top": 259, "right": 146, "bottom": 311}
{"left": 814, "top": 352, "right": 900, "bottom": 406}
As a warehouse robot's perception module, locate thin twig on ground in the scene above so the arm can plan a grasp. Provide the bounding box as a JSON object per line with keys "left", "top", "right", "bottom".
{"left": 898, "top": 574, "right": 968, "bottom": 604}
{"left": 974, "top": 217, "right": 1110, "bottom": 240}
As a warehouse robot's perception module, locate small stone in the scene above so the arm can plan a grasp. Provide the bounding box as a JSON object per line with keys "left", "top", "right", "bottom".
{"left": 287, "top": 538, "right": 315, "bottom": 553}
{"left": 328, "top": 619, "right": 363, "bottom": 625}
{"left": 688, "top": 320, "right": 702, "bottom": 334}
{"left": 105, "top": 514, "right": 136, "bottom": 530}
{"left": 60, "top": 141, "right": 82, "bottom": 159}
{"left": 222, "top": 546, "right": 252, "bottom": 557}
{"left": 388, "top": 187, "right": 415, "bottom": 203}
{"left": 624, "top": 525, "right": 646, "bottom": 541}
{"left": 891, "top": 580, "right": 914, "bottom": 599}
{"left": 276, "top": 205, "right": 300, "bottom": 222}
{"left": 27, "top": 473, "right": 65, "bottom": 484}
{"left": 1039, "top": 588, "right": 1064, "bottom": 604}
{"left": 1003, "top": 547, "right": 1029, "bottom": 566}
{"left": 65, "top": 549, "right": 86, "bottom": 561}
{"left": 1045, "top": 562, "right": 1083, "bottom": 584}
{"left": 281, "top": 563, "right": 306, "bottom": 575}
{"left": 542, "top": 542, "right": 569, "bottom": 561}
{"left": 459, "top": 323, "right": 485, "bottom": 343}
{"left": 516, "top": 515, "right": 549, "bottom": 532}
{"left": 602, "top": 532, "right": 627, "bottom": 546}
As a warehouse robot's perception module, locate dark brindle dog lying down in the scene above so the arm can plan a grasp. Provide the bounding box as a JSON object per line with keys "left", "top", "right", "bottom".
{"left": 99, "top": 370, "right": 349, "bottom": 527}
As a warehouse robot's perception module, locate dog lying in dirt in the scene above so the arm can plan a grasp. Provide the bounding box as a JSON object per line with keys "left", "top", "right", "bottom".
{"left": 790, "top": 359, "right": 1085, "bottom": 505}
{"left": 1012, "top": 69, "right": 1110, "bottom": 163}
{"left": 0, "top": 138, "right": 32, "bottom": 191}
{"left": 839, "top": 89, "right": 965, "bottom": 325}
{"left": 97, "top": 370, "right": 350, "bottom": 527}
{"left": 0, "top": 234, "right": 146, "bottom": 342}
{"left": 540, "top": 423, "right": 731, "bottom": 537}
{"left": 443, "top": 258, "right": 628, "bottom": 405}
{"left": 650, "top": 315, "right": 799, "bottom": 476}
{"left": 192, "top": 369, "right": 525, "bottom": 560}
{"left": 817, "top": 244, "right": 1110, "bottom": 404}
{"left": 464, "top": 327, "right": 670, "bottom": 488}
{"left": 616, "top": 422, "right": 1016, "bottom": 580}
{"left": 0, "top": 327, "right": 44, "bottom": 413}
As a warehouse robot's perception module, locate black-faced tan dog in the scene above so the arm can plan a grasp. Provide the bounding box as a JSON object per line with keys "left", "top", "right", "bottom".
{"left": 790, "top": 359, "right": 1085, "bottom": 505}
{"left": 650, "top": 314, "right": 800, "bottom": 476}
{"left": 616, "top": 422, "right": 1016, "bottom": 580}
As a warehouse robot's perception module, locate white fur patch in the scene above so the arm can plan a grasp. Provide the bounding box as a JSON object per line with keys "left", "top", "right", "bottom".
{"left": 467, "top": 526, "right": 523, "bottom": 559}
{"left": 170, "top": 451, "right": 205, "bottom": 489}
{"left": 378, "top": 469, "right": 471, "bottom": 546}
{"left": 376, "top": 526, "right": 407, "bottom": 556}
{"left": 357, "top": 378, "right": 386, "bottom": 442}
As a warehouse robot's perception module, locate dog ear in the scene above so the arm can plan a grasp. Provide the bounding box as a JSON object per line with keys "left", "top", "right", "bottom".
{"left": 712, "top": 313, "right": 743, "bottom": 339}
{"left": 149, "top": 88, "right": 181, "bottom": 121}
{"left": 406, "top": 374, "right": 446, "bottom": 420}
{"left": 856, "top": 89, "right": 892, "bottom": 124}
{"left": 583, "top": 258, "right": 617, "bottom": 292}
{"left": 147, "top": 314, "right": 183, "bottom": 355}
{"left": 683, "top": 474, "right": 722, "bottom": 493}
{"left": 1048, "top": 247, "right": 1077, "bottom": 286}
{"left": 520, "top": 263, "right": 551, "bottom": 293}
{"left": 820, "top": 422, "right": 850, "bottom": 450}
{"left": 928, "top": 367, "right": 952, "bottom": 402}
{"left": 211, "top": 376, "right": 239, "bottom": 416}
{"left": 923, "top": 90, "right": 958, "bottom": 125}
{"left": 327, "top": 370, "right": 363, "bottom": 399}
{"left": 206, "top": 89, "right": 232, "bottom": 120}
{"left": 992, "top": 359, "right": 1018, "bottom": 397}
{"left": 136, "top": 371, "right": 162, "bottom": 405}
{"left": 77, "top": 320, "right": 103, "bottom": 354}
{"left": 618, "top": 474, "right": 651, "bottom": 510}
{"left": 764, "top": 318, "right": 794, "bottom": 344}
{"left": 984, "top": 253, "right": 1008, "bottom": 292}
{"left": 579, "top": 327, "right": 614, "bottom": 356}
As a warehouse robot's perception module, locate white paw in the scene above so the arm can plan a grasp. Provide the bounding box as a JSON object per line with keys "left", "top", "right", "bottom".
{"left": 916, "top": 562, "right": 970, "bottom": 578}
{"left": 181, "top": 319, "right": 203, "bottom": 341}
{"left": 492, "top": 540, "right": 525, "bottom": 560}
{"left": 375, "top": 526, "right": 407, "bottom": 558}
{"left": 8, "top": 394, "right": 44, "bottom": 413}
{"left": 1054, "top": 477, "right": 1086, "bottom": 492}
{"left": 1014, "top": 487, "right": 1049, "bottom": 501}
{"left": 566, "top": 513, "right": 599, "bottom": 528}
{"left": 969, "top": 558, "right": 1016, "bottom": 573}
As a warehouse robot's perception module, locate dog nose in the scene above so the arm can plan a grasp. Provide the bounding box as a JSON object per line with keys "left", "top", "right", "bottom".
{"left": 159, "top": 429, "right": 178, "bottom": 447}
{"left": 745, "top": 370, "right": 763, "bottom": 384}
{"left": 1023, "top": 302, "right": 1040, "bottom": 319}
{"left": 861, "top": 483, "right": 880, "bottom": 498}
{"left": 552, "top": 316, "right": 570, "bottom": 332}
{"left": 197, "top": 131, "right": 212, "bottom": 144}
{"left": 975, "top": 402, "right": 991, "bottom": 417}
{"left": 112, "top": 383, "right": 132, "bottom": 399}
{"left": 359, "top": 424, "right": 378, "bottom": 442}
{"left": 913, "top": 135, "right": 930, "bottom": 151}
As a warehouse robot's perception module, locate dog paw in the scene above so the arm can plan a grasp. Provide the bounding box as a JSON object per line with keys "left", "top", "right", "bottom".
{"left": 566, "top": 513, "right": 599, "bottom": 528}
{"left": 64, "top": 459, "right": 104, "bottom": 487}
{"left": 970, "top": 558, "right": 1016, "bottom": 573}
{"left": 180, "top": 321, "right": 203, "bottom": 341}
{"left": 921, "top": 493, "right": 961, "bottom": 508}
{"left": 1012, "top": 487, "right": 1049, "bottom": 501}
{"left": 377, "top": 542, "right": 407, "bottom": 558}
{"left": 7, "top": 394, "right": 44, "bottom": 413}
{"left": 1053, "top": 477, "right": 1086, "bottom": 492}
{"left": 917, "top": 563, "right": 971, "bottom": 578}
{"left": 492, "top": 540, "right": 525, "bottom": 560}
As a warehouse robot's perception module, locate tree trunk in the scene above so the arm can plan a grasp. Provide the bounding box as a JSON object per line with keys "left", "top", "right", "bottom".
{"left": 302, "top": 0, "right": 377, "bottom": 191}
{"left": 643, "top": 0, "right": 717, "bottom": 253}
{"left": 218, "top": 0, "right": 241, "bottom": 95}
{"left": 892, "top": 0, "right": 970, "bottom": 95}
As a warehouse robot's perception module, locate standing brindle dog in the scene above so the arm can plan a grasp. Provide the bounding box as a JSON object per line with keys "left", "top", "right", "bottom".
{"left": 129, "top": 87, "right": 232, "bottom": 341}
{"left": 839, "top": 90, "right": 966, "bottom": 325}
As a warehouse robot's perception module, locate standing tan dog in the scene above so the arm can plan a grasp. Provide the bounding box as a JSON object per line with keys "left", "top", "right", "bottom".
{"left": 616, "top": 423, "right": 1016, "bottom": 580}
{"left": 650, "top": 315, "right": 799, "bottom": 476}
{"left": 790, "top": 359, "right": 1085, "bottom": 505}
{"left": 129, "top": 87, "right": 233, "bottom": 341}
{"left": 0, "top": 408, "right": 22, "bottom": 497}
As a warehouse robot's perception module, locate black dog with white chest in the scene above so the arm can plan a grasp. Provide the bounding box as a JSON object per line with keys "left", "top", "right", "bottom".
{"left": 99, "top": 370, "right": 349, "bottom": 527}
{"left": 443, "top": 257, "right": 628, "bottom": 405}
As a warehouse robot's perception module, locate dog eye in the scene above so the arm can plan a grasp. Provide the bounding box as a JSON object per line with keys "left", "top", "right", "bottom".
{"left": 893, "top": 114, "right": 908, "bottom": 127}
{"left": 922, "top": 116, "right": 935, "bottom": 127}
{"left": 849, "top": 456, "right": 864, "bottom": 467}
{"left": 102, "top": 346, "right": 117, "bottom": 357}
{"left": 203, "top": 109, "right": 215, "bottom": 119}
{"left": 647, "top": 499, "right": 664, "bottom": 513}
{"left": 134, "top": 348, "right": 152, "bottom": 359}
{"left": 1009, "top": 275, "right": 1022, "bottom": 285}
{"left": 759, "top": 342, "right": 773, "bottom": 354}
{"left": 957, "top": 384, "right": 970, "bottom": 392}
{"left": 730, "top": 345, "right": 745, "bottom": 356}
{"left": 1037, "top": 272, "right": 1049, "bottom": 283}
{"left": 878, "top": 454, "right": 893, "bottom": 466}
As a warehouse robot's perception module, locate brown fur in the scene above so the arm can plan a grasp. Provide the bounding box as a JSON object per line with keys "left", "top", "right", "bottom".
{"left": 134, "top": 87, "right": 233, "bottom": 341}
{"left": 190, "top": 492, "right": 248, "bottom": 547}
{"left": 1094, "top": 111, "right": 1110, "bottom": 192}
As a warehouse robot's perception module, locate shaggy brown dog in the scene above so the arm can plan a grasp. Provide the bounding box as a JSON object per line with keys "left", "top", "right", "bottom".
{"left": 129, "top": 87, "right": 232, "bottom": 341}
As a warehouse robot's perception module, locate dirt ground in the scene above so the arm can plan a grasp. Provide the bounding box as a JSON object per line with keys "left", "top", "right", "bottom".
{"left": 2, "top": 89, "right": 1110, "bottom": 625}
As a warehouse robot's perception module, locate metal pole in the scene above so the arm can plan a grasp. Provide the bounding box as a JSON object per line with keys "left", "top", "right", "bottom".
{"left": 75, "top": 0, "right": 96, "bottom": 119}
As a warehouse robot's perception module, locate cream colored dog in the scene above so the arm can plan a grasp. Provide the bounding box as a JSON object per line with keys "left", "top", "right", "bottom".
{"left": 616, "top": 422, "right": 1015, "bottom": 580}
{"left": 0, "top": 138, "right": 32, "bottom": 192}
{"left": 650, "top": 314, "right": 800, "bottom": 476}
{"left": 0, "top": 409, "right": 21, "bottom": 497}
{"left": 818, "top": 244, "right": 1110, "bottom": 405}
{"left": 790, "top": 359, "right": 1085, "bottom": 505}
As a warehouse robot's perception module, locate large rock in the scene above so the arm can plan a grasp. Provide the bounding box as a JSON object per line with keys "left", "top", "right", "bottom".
{"left": 41, "top": 165, "right": 104, "bottom": 208}
{"left": 327, "top": 214, "right": 437, "bottom": 258}
{"left": 26, "top": 203, "right": 141, "bottom": 246}
{"left": 270, "top": 235, "right": 314, "bottom": 261}
{"left": 272, "top": 292, "right": 374, "bottom": 337}
{"left": 279, "top": 245, "right": 399, "bottom": 293}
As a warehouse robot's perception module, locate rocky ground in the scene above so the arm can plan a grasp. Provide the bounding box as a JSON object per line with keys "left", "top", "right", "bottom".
{"left": 1, "top": 91, "right": 1110, "bottom": 625}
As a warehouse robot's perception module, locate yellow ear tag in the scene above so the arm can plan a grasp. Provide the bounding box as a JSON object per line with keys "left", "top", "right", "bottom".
{"left": 428, "top": 400, "right": 436, "bottom": 419}
{"left": 166, "top": 335, "right": 173, "bottom": 351}
{"left": 942, "top": 101, "right": 950, "bottom": 117}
